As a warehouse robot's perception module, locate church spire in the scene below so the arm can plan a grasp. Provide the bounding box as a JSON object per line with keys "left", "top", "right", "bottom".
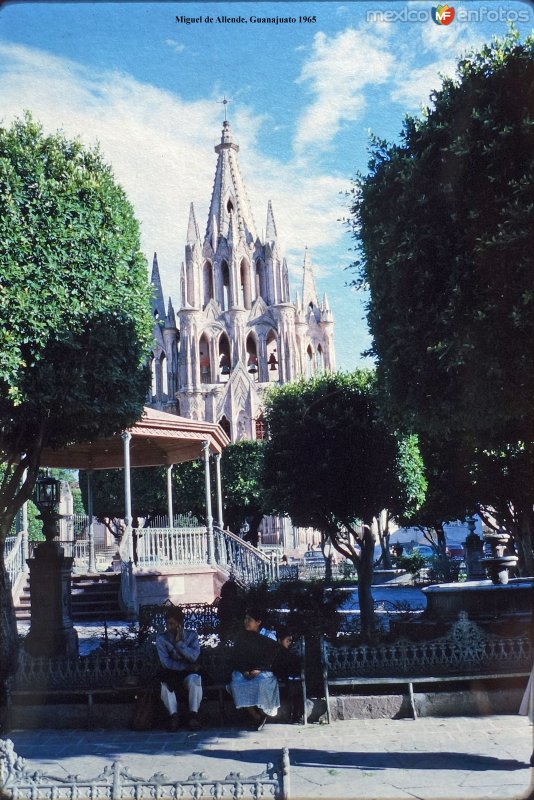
{"left": 150, "top": 252, "right": 166, "bottom": 322}
{"left": 301, "top": 247, "right": 319, "bottom": 312}
{"left": 265, "top": 200, "right": 278, "bottom": 241}
{"left": 186, "top": 202, "right": 200, "bottom": 245}
{"left": 205, "top": 119, "right": 258, "bottom": 246}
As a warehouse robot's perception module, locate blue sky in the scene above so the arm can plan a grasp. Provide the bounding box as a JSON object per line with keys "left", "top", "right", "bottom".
{"left": 0, "top": 1, "right": 531, "bottom": 370}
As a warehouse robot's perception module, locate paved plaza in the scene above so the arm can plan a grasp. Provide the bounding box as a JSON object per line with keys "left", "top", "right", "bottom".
{"left": 5, "top": 714, "right": 533, "bottom": 799}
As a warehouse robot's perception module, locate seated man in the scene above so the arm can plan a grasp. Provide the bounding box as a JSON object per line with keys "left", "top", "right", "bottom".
{"left": 156, "top": 607, "right": 202, "bottom": 730}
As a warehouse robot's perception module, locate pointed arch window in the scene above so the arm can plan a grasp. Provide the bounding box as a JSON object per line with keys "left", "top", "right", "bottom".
{"left": 316, "top": 344, "right": 324, "bottom": 375}
{"left": 226, "top": 198, "right": 234, "bottom": 214}
{"left": 150, "top": 356, "right": 157, "bottom": 399}
{"left": 203, "top": 261, "right": 214, "bottom": 308}
{"left": 218, "top": 332, "right": 231, "bottom": 383}
{"left": 246, "top": 333, "right": 259, "bottom": 382}
{"left": 240, "top": 259, "right": 252, "bottom": 310}
{"left": 219, "top": 415, "right": 231, "bottom": 439}
{"left": 160, "top": 352, "right": 168, "bottom": 396}
{"left": 255, "top": 415, "right": 266, "bottom": 441}
{"left": 256, "top": 259, "right": 267, "bottom": 303}
{"left": 266, "top": 330, "right": 279, "bottom": 383}
{"left": 221, "top": 260, "right": 230, "bottom": 311}
{"left": 199, "top": 334, "right": 211, "bottom": 384}
{"left": 306, "top": 345, "right": 314, "bottom": 379}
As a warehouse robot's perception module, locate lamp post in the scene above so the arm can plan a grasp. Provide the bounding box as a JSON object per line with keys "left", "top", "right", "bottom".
{"left": 24, "top": 475, "right": 78, "bottom": 658}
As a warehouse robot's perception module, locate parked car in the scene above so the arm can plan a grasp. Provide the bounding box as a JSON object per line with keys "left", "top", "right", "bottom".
{"left": 410, "top": 544, "right": 434, "bottom": 560}
{"left": 446, "top": 543, "right": 465, "bottom": 560}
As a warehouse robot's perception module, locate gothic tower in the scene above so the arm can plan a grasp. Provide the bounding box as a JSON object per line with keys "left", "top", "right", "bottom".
{"left": 149, "top": 118, "right": 335, "bottom": 444}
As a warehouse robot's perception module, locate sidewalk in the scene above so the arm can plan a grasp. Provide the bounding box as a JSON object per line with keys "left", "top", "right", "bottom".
{"left": 5, "top": 715, "right": 533, "bottom": 799}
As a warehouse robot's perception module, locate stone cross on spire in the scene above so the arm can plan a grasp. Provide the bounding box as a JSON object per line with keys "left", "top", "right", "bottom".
{"left": 218, "top": 95, "right": 230, "bottom": 122}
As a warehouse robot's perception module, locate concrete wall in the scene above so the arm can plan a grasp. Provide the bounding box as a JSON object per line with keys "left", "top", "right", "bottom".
{"left": 135, "top": 567, "right": 227, "bottom": 606}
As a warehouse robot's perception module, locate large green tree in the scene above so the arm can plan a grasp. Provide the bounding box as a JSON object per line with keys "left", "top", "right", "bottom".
{"left": 263, "top": 371, "right": 426, "bottom": 639}
{"left": 350, "top": 32, "right": 534, "bottom": 573}
{"left": 0, "top": 114, "right": 153, "bottom": 685}
{"left": 220, "top": 440, "right": 265, "bottom": 546}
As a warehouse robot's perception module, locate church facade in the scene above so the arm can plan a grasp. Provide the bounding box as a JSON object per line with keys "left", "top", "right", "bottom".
{"left": 148, "top": 118, "right": 335, "bottom": 449}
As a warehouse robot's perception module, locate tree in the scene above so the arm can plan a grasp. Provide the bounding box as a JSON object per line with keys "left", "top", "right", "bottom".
{"left": 220, "top": 440, "right": 265, "bottom": 545}
{"left": 399, "top": 437, "right": 476, "bottom": 579}
{"left": 350, "top": 32, "right": 534, "bottom": 573}
{"left": 263, "top": 371, "right": 426, "bottom": 639}
{"left": 0, "top": 114, "right": 153, "bottom": 685}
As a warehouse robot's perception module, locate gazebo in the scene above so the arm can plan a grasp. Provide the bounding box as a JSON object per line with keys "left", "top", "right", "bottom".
{"left": 38, "top": 407, "right": 231, "bottom": 614}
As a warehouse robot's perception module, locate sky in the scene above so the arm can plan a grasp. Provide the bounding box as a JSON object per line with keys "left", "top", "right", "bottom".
{"left": 0, "top": 0, "right": 532, "bottom": 370}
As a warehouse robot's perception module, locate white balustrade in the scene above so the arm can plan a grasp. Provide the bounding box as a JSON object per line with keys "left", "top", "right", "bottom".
{"left": 135, "top": 527, "right": 208, "bottom": 567}
{"left": 4, "top": 533, "right": 25, "bottom": 589}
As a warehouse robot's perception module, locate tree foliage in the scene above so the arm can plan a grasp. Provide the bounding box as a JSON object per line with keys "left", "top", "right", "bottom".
{"left": 350, "top": 32, "right": 534, "bottom": 572}
{"left": 263, "top": 371, "right": 426, "bottom": 638}
{"left": 220, "top": 440, "right": 265, "bottom": 544}
{"left": 0, "top": 113, "right": 153, "bottom": 682}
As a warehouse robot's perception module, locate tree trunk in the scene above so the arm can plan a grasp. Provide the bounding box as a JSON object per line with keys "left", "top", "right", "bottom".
{"left": 356, "top": 525, "right": 378, "bottom": 641}
{"left": 377, "top": 512, "right": 393, "bottom": 569}
{"left": 515, "top": 511, "right": 534, "bottom": 576}
{"left": 0, "top": 554, "right": 19, "bottom": 730}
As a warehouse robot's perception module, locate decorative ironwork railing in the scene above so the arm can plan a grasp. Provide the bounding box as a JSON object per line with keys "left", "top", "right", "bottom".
{"left": 148, "top": 513, "right": 202, "bottom": 528}
{"left": 0, "top": 739, "right": 290, "bottom": 800}
{"left": 4, "top": 533, "right": 25, "bottom": 588}
{"left": 11, "top": 646, "right": 157, "bottom": 691}
{"left": 135, "top": 526, "right": 209, "bottom": 565}
{"left": 323, "top": 612, "right": 533, "bottom": 679}
{"left": 213, "top": 526, "right": 277, "bottom": 585}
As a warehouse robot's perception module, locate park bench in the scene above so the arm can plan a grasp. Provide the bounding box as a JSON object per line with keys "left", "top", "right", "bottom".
{"left": 6, "top": 600, "right": 307, "bottom": 728}
{"left": 138, "top": 599, "right": 308, "bottom": 725}
{"left": 0, "top": 738, "right": 290, "bottom": 800}
{"left": 321, "top": 611, "right": 532, "bottom": 721}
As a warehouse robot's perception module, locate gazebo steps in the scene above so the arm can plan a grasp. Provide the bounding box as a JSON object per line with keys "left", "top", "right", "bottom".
{"left": 14, "top": 573, "right": 122, "bottom": 622}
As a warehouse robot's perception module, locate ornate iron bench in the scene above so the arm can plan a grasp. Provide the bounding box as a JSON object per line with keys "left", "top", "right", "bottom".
{"left": 0, "top": 738, "right": 291, "bottom": 799}
{"left": 7, "top": 601, "right": 308, "bottom": 728}
{"left": 322, "top": 612, "right": 532, "bottom": 721}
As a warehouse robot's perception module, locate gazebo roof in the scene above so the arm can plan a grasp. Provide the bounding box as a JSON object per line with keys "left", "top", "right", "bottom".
{"left": 40, "top": 407, "right": 230, "bottom": 470}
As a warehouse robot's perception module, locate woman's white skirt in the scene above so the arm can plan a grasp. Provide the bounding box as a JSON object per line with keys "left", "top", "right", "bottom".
{"left": 229, "top": 670, "right": 280, "bottom": 716}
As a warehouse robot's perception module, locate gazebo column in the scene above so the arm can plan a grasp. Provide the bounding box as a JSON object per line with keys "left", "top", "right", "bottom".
{"left": 87, "top": 470, "right": 97, "bottom": 574}
{"left": 215, "top": 452, "right": 224, "bottom": 529}
{"left": 120, "top": 431, "right": 137, "bottom": 619}
{"left": 202, "top": 440, "right": 216, "bottom": 565}
{"left": 21, "top": 469, "right": 29, "bottom": 572}
{"left": 167, "top": 465, "right": 174, "bottom": 529}
{"left": 122, "top": 432, "right": 133, "bottom": 560}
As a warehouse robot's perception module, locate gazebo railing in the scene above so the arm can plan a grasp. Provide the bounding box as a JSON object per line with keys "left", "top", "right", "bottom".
{"left": 126, "top": 526, "right": 275, "bottom": 586}
{"left": 135, "top": 527, "right": 208, "bottom": 566}
{"left": 213, "top": 526, "right": 277, "bottom": 585}
{"left": 4, "top": 533, "right": 26, "bottom": 589}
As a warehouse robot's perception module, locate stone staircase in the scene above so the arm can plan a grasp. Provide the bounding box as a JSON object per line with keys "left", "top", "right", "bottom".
{"left": 14, "top": 573, "right": 123, "bottom": 622}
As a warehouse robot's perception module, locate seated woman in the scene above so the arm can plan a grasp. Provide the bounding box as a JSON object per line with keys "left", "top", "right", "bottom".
{"left": 228, "top": 606, "right": 280, "bottom": 730}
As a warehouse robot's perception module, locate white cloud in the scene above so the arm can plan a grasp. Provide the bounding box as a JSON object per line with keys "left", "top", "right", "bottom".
{"left": 0, "top": 42, "right": 347, "bottom": 308}
{"left": 294, "top": 26, "right": 394, "bottom": 152}
{"left": 165, "top": 39, "right": 186, "bottom": 54}
{"left": 390, "top": 58, "right": 457, "bottom": 108}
